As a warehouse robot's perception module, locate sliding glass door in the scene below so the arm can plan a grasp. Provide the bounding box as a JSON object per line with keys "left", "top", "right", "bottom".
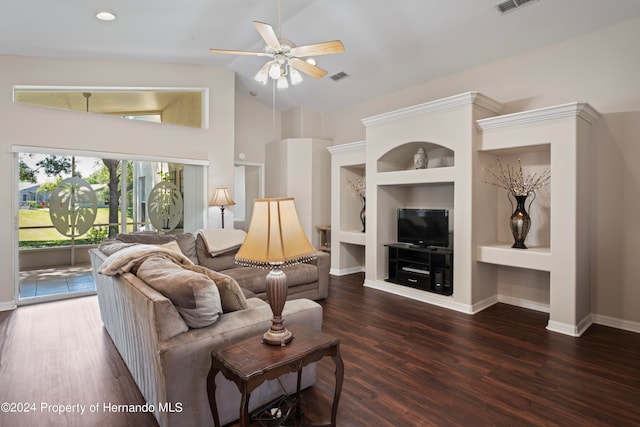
{"left": 16, "top": 149, "right": 207, "bottom": 304}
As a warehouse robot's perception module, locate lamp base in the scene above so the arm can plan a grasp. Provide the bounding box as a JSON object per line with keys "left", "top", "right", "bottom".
{"left": 262, "top": 328, "right": 293, "bottom": 346}
{"left": 262, "top": 267, "right": 294, "bottom": 346}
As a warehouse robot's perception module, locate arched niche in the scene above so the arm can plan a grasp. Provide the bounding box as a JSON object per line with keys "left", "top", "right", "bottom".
{"left": 377, "top": 141, "right": 455, "bottom": 173}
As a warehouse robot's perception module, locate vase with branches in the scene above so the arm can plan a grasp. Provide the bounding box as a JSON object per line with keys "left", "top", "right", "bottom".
{"left": 485, "top": 158, "right": 550, "bottom": 249}
{"left": 346, "top": 176, "right": 366, "bottom": 232}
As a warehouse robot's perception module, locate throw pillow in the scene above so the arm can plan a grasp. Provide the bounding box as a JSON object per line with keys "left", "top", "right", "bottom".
{"left": 184, "top": 264, "right": 249, "bottom": 313}
{"left": 136, "top": 255, "right": 222, "bottom": 328}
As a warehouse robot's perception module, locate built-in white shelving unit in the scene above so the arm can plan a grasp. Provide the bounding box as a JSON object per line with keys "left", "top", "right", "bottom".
{"left": 476, "top": 102, "right": 600, "bottom": 336}
{"left": 358, "top": 92, "right": 600, "bottom": 336}
{"left": 362, "top": 92, "right": 503, "bottom": 314}
{"left": 476, "top": 244, "right": 551, "bottom": 272}
{"left": 328, "top": 141, "right": 366, "bottom": 275}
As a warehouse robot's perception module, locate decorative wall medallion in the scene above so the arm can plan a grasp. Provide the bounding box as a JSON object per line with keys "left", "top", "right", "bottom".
{"left": 49, "top": 177, "right": 98, "bottom": 237}
{"left": 148, "top": 181, "right": 183, "bottom": 231}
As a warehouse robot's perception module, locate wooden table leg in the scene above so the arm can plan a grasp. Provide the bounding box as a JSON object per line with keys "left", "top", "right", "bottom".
{"left": 239, "top": 389, "right": 251, "bottom": 427}
{"left": 296, "top": 366, "right": 303, "bottom": 418}
{"left": 207, "top": 362, "right": 222, "bottom": 427}
{"left": 330, "top": 344, "right": 344, "bottom": 427}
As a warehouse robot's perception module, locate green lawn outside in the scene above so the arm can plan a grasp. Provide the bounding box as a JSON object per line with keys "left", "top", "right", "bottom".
{"left": 19, "top": 207, "right": 133, "bottom": 248}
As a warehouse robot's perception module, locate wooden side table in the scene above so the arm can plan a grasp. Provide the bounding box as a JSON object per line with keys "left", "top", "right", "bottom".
{"left": 207, "top": 329, "right": 343, "bottom": 427}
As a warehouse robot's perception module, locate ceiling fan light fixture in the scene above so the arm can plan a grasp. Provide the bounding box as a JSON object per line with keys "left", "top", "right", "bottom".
{"left": 268, "top": 62, "right": 282, "bottom": 79}
{"left": 209, "top": 20, "right": 344, "bottom": 89}
{"left": 254, "top": 62, "right": 271, "bottom": 85}
{"left": 254, "top": 70, "right": 269, "bottom": 85}
{"left": 290, "top": 68, "right": 303, "bottom": 85}
{"left": 277, "top": 76, "right": 289, "bottom": 90}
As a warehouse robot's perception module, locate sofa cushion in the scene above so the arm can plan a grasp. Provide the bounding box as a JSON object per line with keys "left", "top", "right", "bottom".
{"left": 135, "top": 255, "right": 222, "bottom": 328}
{"left": 116, "top": 232, "right": 198, "bottom": 264}
{"left": 221, "top": 263, "right": 318, "bottom": 296}
{"left": 183, "top": 264, "right": 249, "bottom": 313}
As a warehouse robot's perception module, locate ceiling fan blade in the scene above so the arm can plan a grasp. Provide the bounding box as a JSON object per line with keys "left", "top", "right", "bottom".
{"left": 209, "top": 48, "right": 267, "bottom": 56}
{"left": 291, "top": 40, "right": 345, "bottom": 58}
{"left": 290, "top": 58, "right": 328, "bottom": 79}
{"left": 253, "top": 21, "right": 281, "bottom": 50}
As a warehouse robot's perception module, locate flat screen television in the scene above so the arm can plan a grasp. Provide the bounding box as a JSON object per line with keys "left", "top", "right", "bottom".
{"left": 397, "top": 208, "right": 450, "bottom": 248}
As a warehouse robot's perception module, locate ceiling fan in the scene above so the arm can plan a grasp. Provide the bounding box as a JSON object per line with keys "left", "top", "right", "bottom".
{"left": 209, "top": 21, "right": 344, "bottom": 89}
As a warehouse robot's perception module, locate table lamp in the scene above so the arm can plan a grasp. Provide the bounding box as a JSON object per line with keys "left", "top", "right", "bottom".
{"left": 210, "top": 187, "right": 236, "bottom": 228}
{"left": 235, "top": 197, "right": 317, "bottom": 346}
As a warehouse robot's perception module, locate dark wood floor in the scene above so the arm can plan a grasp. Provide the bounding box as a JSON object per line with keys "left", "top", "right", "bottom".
{"left": 1, "top": 273, "right": 639, "bottom": 426}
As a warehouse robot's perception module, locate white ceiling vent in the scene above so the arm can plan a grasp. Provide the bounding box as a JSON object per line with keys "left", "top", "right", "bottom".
{"left": 330, "top": 71, "right": 350, "bottom": 82}
{"left": 496, "top": 0, "right": 539, "bottom": 14}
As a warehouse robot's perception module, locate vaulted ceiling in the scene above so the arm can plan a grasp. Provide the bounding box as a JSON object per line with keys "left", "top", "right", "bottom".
{"left": 3, "top": 0, "right": 640, "bottom": 113}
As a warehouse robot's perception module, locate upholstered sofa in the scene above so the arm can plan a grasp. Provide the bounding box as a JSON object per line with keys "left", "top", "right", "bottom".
{"left": 113, "top": 230, "right": 330, "bottom": 301}
{"left": 193, "top": 230, "right": 330, "bottom": 301}
{"left": 89, "top": 230, "right": 328, "bottom": 427}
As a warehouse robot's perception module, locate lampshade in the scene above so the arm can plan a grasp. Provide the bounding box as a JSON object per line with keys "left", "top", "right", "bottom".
{"left": 276, "top": 76, "right": 289, "bottom": 90}
{"left": 209, "top": 187, "right": 236, "bottom": 207}
{"left": 235, "top": 197, "right": 316, "bottom": 268}
{"left": 268, "top": 62, "right": 282, "bottom": 79}
{"left": 289, "top": 68, "right": 303, "bottom": 86}
{"left": 254, "top": 62, "right": 270, "bottom": 85}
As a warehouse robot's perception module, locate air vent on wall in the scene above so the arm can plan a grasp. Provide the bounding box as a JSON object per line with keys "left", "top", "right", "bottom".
{"left": 330, "top": 71, "right": 349, "bottom": 82}
{"left": 496, "top": 0, "right": 539, "bottom": 14}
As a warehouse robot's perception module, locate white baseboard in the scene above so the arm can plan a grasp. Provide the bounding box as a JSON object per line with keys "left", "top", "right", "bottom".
{"left": 471, "top": 295, "right": 499, "bottom": 314}
{"left": 363, "top": 279, "right": 474, "bottom": 314}
{"left": 592, "top": 314, "right": 640, "bottom": 334}
{"left": 498, "top": 298, "right": 640, "bottom": 336}
{"left": 0, "top": 300, "right": 17, "bottom": 311}
{"left": 359, "top": 280, "right": 639, "bottom": 336}
{"left": 329, "top": 266, "right": 365, "bottom": 276}
{"left": 546, "top": 314, "right": 593, "bottom": 337}
{"left": 498, "top": 295, "right": 550, "bottom": 314}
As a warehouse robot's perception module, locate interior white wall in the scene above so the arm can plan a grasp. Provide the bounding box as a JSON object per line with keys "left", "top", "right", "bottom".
{"left": 282, "top": 106, "right": 322, "bottom": 139}
{"left": 234, "top": 93, "right": 281, "bottom": 165}
{"left": 265, "top": 138, "right": 332, "bottom": 247}
{"left": 321, "top": 17, "right": 640, "bottom": 326}
{"left": 322, "top": 17, "right": 640, "bottom": 144}
{"left": 0, "top": 54, "right": 235, "bottom": 308}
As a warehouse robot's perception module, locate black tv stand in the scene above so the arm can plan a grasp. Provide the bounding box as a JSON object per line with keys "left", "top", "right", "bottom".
{"left": 385, "top": 243, "right": 453, "bottom": 295}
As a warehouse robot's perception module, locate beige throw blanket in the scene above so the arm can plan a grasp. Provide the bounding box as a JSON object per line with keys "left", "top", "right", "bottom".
{"left": 197, "top": 229, "right": 247, "bottom": 257}
{"left": 98, "top": 242, "right": 194, "bottom": 275}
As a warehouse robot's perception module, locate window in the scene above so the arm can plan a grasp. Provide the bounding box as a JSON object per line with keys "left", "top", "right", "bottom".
{"left": 13, "top": 86, "right": 208, "bottom": 129}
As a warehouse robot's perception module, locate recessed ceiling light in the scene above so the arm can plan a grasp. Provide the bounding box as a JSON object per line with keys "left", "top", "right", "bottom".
{"left": 96, "top": 11, "right": 116, "bottom": 21}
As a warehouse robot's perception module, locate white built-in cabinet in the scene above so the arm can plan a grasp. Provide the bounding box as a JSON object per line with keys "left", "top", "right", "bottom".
{"left": 475, "top": 103, "right": 600, "bottom": 336}
{"left": 352, "top": 92, "right": 599, "bottom": 336}
{"left": 265, "top": 138, "right": 332, "bottom": 249}
{"left": 327, "top": 141, "right": 366, "bottom": 275}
